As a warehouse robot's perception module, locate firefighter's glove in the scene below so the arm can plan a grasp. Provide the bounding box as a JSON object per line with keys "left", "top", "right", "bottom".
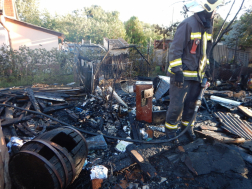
{"left": 174, "top": 71, "right": 184, "bottom": 88}
{"left": 205, "top": 70, "right": 212, "bottom": 81}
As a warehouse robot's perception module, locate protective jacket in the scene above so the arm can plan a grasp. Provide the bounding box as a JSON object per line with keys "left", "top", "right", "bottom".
{"left": 167, "top": 13, "right": 213, "bottom": 82}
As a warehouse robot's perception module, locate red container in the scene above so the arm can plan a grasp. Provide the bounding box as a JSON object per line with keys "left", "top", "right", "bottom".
{"left": 135, "top": 81, "right": 153, "bottom": 123}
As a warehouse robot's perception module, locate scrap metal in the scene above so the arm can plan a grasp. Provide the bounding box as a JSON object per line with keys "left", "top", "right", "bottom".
{"left": 214, "top": 112, "right": 252, "bottom": 140}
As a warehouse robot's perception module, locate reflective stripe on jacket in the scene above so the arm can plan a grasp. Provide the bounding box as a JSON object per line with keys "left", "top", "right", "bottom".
{"left": 167, "top": 13, "right": 213, "bottom": 82}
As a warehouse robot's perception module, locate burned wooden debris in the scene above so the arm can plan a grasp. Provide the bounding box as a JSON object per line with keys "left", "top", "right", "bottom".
{"left": 3, "top": 77, "right": 252, "bottom": 189}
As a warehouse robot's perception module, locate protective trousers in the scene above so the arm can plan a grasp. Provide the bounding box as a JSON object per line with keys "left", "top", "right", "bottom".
{"left": 165, "top": 77, "right": 201, "bottom": 130}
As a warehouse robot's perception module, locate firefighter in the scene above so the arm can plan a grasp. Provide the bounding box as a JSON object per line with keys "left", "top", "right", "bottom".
{"left": 165, "top": 0, "right": 225, "bottom": 141}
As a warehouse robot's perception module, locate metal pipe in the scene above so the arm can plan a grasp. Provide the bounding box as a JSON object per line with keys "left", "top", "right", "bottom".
{"left": 107, "top": 86, "right": 128, "bottom": 108}
{"left": 210, "top": 96, "right": 242, "bottom": 106}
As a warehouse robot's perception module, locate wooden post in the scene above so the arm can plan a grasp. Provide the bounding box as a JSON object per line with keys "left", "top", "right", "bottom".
{"left": 74, "top": 44, "right": 80, "bottom": 86}
{"left": 147, "top": 44, "right": 150, "bottom": 77}
{"left": 0, "top": 122, "right": 11, "bottom": 189}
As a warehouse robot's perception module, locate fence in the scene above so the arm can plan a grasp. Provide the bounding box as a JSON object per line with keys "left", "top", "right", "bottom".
{"left": 213, "top": 45, "right": 250, "bottom": 66}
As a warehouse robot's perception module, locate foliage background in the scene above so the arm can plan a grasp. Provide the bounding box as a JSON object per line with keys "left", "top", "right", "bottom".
{"left": 0, "top": 46, "right": 74, "bottom": 87}
{"left": 1, "top": 0, "right": 250, "bottom": 88}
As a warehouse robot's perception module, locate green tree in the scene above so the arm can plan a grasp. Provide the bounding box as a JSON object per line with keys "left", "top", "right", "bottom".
{"left": 239, "top": 8, "right": 252, "bottom": 47}
{"left": 223, "top": 8, "right": 252, "bottom": 48}
{"left": 212, "top": 14, "right": 229, "bottom": 41}
{"left": 16, "top": 0, "right": 41, "bottom": 26}
{"left": 57, "top": 6, "right": 126, "bottom": 44}
{"left": 125, "top": 16, "right": 146, "bottom": 45}
{"left": 223, "top": 21, "right": 243, "bottom": 48}
{"left": 83, "top": 6, "right": 126, "bottom": 43}
{"left": 143, "top": 23, "right": 163, "bottom": 44}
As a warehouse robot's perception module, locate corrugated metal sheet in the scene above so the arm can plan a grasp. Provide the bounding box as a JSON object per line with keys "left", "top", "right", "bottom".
{"left": 214, "top": 112, "right": 252, "bottom": 140}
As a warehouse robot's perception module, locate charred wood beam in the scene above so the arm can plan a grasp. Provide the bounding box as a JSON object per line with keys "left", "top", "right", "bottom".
{"left": 238, "top": 105, "right": 252, "bottom": 118}
{"left": 37, "top": 124, "right": 46, "bottom": 136}
{"left": 65, "top": 109, "right": 79, "bottom": 122}
{"left": 1, "top": 115, "right": 33, "bottom": 127}
{"left": 34, "top": 92, "right": 68, "bottom": 101}
{"left": 195, "top": 130, "right": 245, "bottom": 144}
{"left": 22, "top": 122, "right": 38, "bottom": 136}
{"left": 129, "top": 113, "right": 141, "bottom": 140}
{"left": 126, "top": 144, "right": 158, "bottom": 179}
{"left": 37, "top": 99, "right": 46, "bottom": 110}
{"left": 43, "top": 105, "right": 72, "bottom": 114}
{"left": 51, "top": 102, "right": 68, "bottom": 107}
{"left": 0, "top": 97, "right": 14, "bottom": 115}
{"left": 26, "top": 88, "right": 41, "bottom": 113}
{"left": 4, "top": 107, "right": 14, "bottom": 119}
{"left": 2, "top": 107, "right": 17, "bottom": 140}
{"left": 15, "top": 123, "right": 35, "bottom": 137}
{"left": 15, "top": 102, "right": 32, "bottom": 117}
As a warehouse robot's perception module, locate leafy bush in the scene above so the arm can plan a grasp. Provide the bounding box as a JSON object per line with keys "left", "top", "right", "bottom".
{"left": 0, "top": 45, "right": 74, "bottom": 87}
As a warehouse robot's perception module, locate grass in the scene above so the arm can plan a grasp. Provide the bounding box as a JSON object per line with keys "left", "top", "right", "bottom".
{"left": 0, "top": 74, "right": 74, "bottom": 88}
{"left": 150, "top": 66, "right": 166, "bottom": 77}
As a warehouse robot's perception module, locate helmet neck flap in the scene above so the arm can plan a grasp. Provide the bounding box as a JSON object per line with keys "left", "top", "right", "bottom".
{"left": 197, "top": 10, "right": 213, "bottom": 28}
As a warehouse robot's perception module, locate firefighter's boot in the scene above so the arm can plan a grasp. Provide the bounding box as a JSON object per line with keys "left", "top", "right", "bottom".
{"left": 165, "top": 127, "right": 179, "bottom": 144}
{"left": 181, "top": 121, "right": 196, "bottom": 141}
{"left": 188, "top": 125, "right": 196, "bottom": 141}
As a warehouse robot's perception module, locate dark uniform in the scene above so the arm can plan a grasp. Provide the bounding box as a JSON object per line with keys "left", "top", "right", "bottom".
{"left": 165, "top": 13, "right": 213, "bottom": 131}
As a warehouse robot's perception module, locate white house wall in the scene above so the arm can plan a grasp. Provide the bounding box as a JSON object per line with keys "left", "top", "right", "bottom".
{"left": 0, "top": 24, "right": 9, "bottom": 47}
{"left": 4, "top": 21, "right": 58, "bottom": 51}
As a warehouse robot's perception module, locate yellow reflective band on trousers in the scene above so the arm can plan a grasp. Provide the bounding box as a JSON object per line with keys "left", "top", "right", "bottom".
{"left": 191, "top": 32, "right": 201, "bottom": 40}
{"left": 182, "top": 121, "right": 195, "bottom": 127}
{"left": 169, "top": 58, "right": 182, "bottom": 68}
{"left": 165, "top": 122, "right": 178, "bottom": 129}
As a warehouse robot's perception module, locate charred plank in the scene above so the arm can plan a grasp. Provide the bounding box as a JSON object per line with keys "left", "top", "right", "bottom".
{"left": 126, "top": 144, "right": 158, "bottom": 179}
{"left": 26, "top": 88, "right": 41, "bottom": 113}
{"left": 43, "top": 105, "right": 72, "bottom": 114}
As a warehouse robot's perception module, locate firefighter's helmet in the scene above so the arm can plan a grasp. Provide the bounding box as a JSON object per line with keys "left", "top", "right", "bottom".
{"left": 198, "top": 0, "right": 225, "bottom": 12}
{"left": 184, "top": 0, "right": 225, "bottom": 13}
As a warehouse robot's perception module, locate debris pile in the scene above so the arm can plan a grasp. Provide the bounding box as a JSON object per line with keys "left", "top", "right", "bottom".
{"left": 1, "top": 77, "right": 252, "bottom": 188}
